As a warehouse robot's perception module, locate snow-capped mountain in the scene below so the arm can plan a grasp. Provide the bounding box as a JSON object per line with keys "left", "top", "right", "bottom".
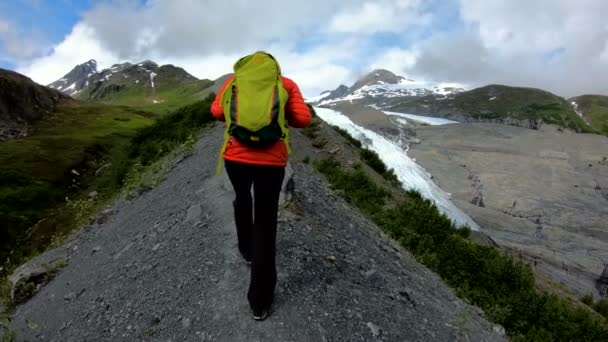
{"left": 48, "top": 60, "right": 198, "bottom": 99}
{"left": 311, "top": 69, "right": 467, "bottom": 108}
{"left": 48, "top": 59, "right": 99, "bottom": 96}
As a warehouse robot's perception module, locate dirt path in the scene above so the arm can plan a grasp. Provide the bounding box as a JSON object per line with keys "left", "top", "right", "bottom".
{"left": 10, "top": 124, "right": 503, "bottom": 341}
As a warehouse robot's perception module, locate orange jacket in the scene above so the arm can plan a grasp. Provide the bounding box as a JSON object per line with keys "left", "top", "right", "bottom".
{"left": 211, "top": 75, "right": 312, "bottom": 166}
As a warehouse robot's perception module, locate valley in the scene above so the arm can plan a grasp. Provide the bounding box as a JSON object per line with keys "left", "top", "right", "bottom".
{"left": 311, "top": 69, "right": 608, "bottom": 300}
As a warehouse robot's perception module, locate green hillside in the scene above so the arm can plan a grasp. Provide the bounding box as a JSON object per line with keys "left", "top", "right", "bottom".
{"left": 571, "top": 95, "right": 608, "bottom": 134}
{"left": 80, "top": 78, "right": 214, "bottom": 115}
{"left": 0, "top": 103, "right": 153, "bottom": 266}
{"left": 387, "top": 85, "right": 593, "bottom": 132}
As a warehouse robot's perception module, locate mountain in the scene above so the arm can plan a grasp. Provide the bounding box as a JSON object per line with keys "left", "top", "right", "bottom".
{"left": 48, "top": 59, "right": 99, "bottom": 96}
{"left": 385, "top": 84, "right": 591, "bottom": 132}
{"left": 312, "top": 71, "right": 591, "bottom": 132}
{"left": 311, "top": 69, "right": 466, "bottom": 107}
{"left": 49, "top": 60, "right": 211, "bottom": 113}
{"left": 0, "top": 68, "right": 71, "bottom": 140}
{"left": 570, "top": 95, "right": 608, "bottom": 134}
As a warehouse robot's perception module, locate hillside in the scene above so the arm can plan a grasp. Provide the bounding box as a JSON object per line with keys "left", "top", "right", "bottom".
{"left": 5, "top": 123, "right": 505, "bottom": 341}
{"left": 571, "top": 95, "right": 608, "bottom": 134}
{"left": 312, "top": 71, "right": 593, "bottom": 132}
{"left": 0, "top": 66, "right": 217, "bottom": 274}
{"left": 4, "top": 112, "right": 608, "bottom": 340}
{"left": 49, "top": 60, "right": 213, "bottom": 114}
{"left": 0, "top": 102, "right": 154, "bottom": 272}
{"left": 385, "top": 84, "right": 592, "bottom": 132}
{"left": 0, "top": 69, "right": 71, "bottom": 140}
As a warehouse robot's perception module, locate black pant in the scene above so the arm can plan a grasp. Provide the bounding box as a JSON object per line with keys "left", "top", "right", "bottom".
{"left": 225, "top": 160, "right": 285, "bottom": 312}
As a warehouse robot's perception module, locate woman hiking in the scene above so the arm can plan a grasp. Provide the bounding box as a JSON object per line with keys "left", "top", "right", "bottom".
{"left": 211, "top": 51, "right": 312, "bottom": 321}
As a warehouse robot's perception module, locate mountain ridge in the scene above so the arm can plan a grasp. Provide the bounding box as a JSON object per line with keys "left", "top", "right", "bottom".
{"left": 312, "top": 70, "right": 593, "bottom": 133}
{"left": 49, "top": 60, "right": 199, "bottom": 100}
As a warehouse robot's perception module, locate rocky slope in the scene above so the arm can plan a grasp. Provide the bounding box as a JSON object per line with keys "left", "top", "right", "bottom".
{"left": 47, "top": 60, "right": 99, "bottom": 96}
{"left": 0, "top": 69, "right": 70, "bottom": 140}
{"left": 408, "top": 123, "right": 608, "bottom": 298}
{"left": 6, "top": 124, "right": 504, "bottom": 341}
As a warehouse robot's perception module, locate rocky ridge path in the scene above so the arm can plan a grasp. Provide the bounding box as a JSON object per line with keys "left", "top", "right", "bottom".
{"left": 10, "top": 124, "right": 504, "bottom": 341}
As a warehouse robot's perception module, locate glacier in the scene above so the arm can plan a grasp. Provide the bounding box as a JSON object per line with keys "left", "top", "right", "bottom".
{"left": 315, "top": 107, "right": 480, "bottom": 230}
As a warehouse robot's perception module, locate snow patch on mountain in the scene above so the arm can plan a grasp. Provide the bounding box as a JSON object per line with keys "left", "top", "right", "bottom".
{"left": 313, "top": 70, "right": 468, "bottom": 108}
{"left": 150, "top": 72, "right": 157, "bottom": 88}
{"left": 384, "top": 111, "right": 459, "bottom": 126}
{"left": 306, "top": 91, "right": 332, "bottom": 103}
{"left": 315, "top": 107, "right": 479, "bottom": 230}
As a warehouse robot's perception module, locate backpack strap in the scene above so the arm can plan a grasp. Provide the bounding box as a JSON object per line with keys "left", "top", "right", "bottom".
{"left": 216, "top": 79, "right": 237, "bottom": 175}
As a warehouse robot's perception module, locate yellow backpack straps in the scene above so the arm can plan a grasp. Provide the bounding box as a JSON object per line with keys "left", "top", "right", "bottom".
{"left": 216, "top": 79, "right": 236, "bottom": 175}
{"left": 277, "top": 79, "right": 291, "bottom": 155}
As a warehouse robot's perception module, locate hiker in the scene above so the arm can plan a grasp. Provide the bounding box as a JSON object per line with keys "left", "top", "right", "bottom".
{"left": 210, "top": 51, "right": 312, "bottom": 320}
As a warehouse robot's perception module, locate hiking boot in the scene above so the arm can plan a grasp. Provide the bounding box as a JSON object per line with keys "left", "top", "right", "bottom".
{"left": 252, "top": 307, "right": 271, "bottom": 321}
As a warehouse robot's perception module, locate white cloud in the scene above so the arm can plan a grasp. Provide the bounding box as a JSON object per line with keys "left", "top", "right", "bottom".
{"left": 369, "top": 48, "right": 418, "bottom": 76}
{"left": 12, "top": 0, "right": 608, "bottom": 97}
{"left": 17, "top": 23, "right": 119, "bottom": 85}
{"left": 329, "top": 0, "right": 431, "bottom": 34}
{"left": 0, "top": 18, "right": 47, "bottom": 60}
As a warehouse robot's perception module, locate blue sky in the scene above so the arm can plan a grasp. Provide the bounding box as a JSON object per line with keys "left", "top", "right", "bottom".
{"left": 0, "top": 0, "right": 96, "bottom": 68}
{"left": 2, "top": 0, "right": 608, "bottom": 97}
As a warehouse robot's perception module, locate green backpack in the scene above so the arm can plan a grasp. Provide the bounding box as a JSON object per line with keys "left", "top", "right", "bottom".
{"left": 217, "top": 52, "right": 290, "bottom": 173}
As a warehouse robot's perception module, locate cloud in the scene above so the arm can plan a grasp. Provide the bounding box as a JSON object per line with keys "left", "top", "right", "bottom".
{"left": 396, "top": 0, "right": 608, "bottom": 96}
{"left": 13, "top": 0, "right": 608, "bottom": 97}
{"left": 17, "top": 24, "right": 119, "bottom": 85}
{"left": 81, "top": 0, "right": 356, "bottom": 60}
{"left": 16, "top": 0, "right": 384, "bottom": 93}
{"left": 369, "top": 48, "right": 417, "bottom": 76}
{"left": 329, "top": 0, "right": 431, "bottom": 34}
{"left": 0, "top": 18, "right": 47, "bottom": 61}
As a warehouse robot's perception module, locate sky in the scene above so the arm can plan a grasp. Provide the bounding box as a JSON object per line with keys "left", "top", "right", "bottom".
{"left": 1, "top": 0, "right": 607, "bottom": 98}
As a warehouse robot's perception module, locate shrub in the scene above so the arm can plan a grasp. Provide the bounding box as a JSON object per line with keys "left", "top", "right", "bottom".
{"left": 582, "top": 294, "right": 595, "bottom": 306}
{"left": 594, "top": 299, "right": 608, "bottom": 318}
{"left": 332, "top": 125, "right": 362, "bottom": 148}
{"left": 127, "top": 94, "right": 215, "bottom": 165}
{"left": 303, "top": 119, "right": 321, "bottom": 139}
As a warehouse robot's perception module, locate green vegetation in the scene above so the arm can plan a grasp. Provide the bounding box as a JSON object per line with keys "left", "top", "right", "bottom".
{"left": 0, "top": 103, "right": 153, "bottom": 270}
{"left": 359, "top": 149, "right": 399, "bottom": 185}
{"left": 302, "top": 118, "right": 321, "bottom": 139}
{"left": 314, "top": 150, "right": 608, "bottom": 340}
{"left": 0, "top": 94, "right": 215, "bottom": 279}
{"left": 388, "top": 84, "right": 593, "bottom": 133}
{"left": 572, "top": 95, "right": 608, "bottom": 135}
{"left": 451, "top": 85, "right": 593, "bottom": 132}
{"left": 79, "top": 79, "right": 214, "bottom": 116}
{"left": 111, "top": 94, "right": 215, "bottom": 188}
{"left": 332, "top": 125, "right": 399, "bottom": 184}
{"left": 582, "top": 295, "right": 608, "bottom": 319}
{"left": 332, "top": 126, "right": 362, "bottom": 148}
